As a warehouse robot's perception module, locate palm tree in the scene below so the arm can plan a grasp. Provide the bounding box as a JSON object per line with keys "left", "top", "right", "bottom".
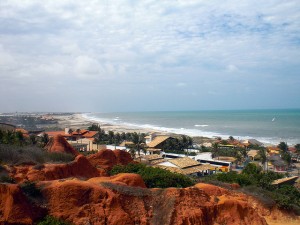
{"left": 259, "top": 148, "right": 267, "bottom": 171}
{"left": 212, "top": 142, "right": 219, "bottom": 159}
{"left": 278, "top": 142, "right": 288, "bottom": 152}
{"left": 229, "top": 136, "right": 235, "bottom": 142}
{"left": 41, "top": 133, "right": 49, "bottom": 147}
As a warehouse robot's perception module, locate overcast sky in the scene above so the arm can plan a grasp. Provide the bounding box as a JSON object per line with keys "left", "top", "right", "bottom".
{"left": 0, "top": 0, "right": 300, "bottom": 112}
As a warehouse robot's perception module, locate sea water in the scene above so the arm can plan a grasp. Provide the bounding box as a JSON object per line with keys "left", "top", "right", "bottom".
{"left": 82, "top": 109, "right": 300, "bottom": 145}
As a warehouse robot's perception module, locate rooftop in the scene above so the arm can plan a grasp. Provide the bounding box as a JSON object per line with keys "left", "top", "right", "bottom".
{"left": 168, "top": 157, "right": 200, "bottom": 169}
{"left": 147, "top": 136, "right": 170, "bottom": 148}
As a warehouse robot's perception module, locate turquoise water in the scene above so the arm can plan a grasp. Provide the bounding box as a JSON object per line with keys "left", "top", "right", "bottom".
{"left": 83, "top": 109, "right": 300, "bottom": 145}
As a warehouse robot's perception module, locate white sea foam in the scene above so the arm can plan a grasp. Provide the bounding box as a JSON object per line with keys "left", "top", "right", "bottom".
{"left": 81, "top": 113, "right": 299, "bottom": 146}
{"left": 194, "top": 124, "right": 209, "bottom": 127}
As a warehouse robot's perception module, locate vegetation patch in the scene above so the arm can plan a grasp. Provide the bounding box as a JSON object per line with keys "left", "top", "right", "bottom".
{"left": 20, "top": 181, "right": 42, "bottom": 198}
{"left": 0, "top": 144, "right": 75, "bottom": 165}
{"left": 201, "top": 163, "right": 300, "bottom": 212}
{"left": 37, "top": 215, "right": 71, "bottom": 225}
{"left": 110, "top": 163, "right": 195, "bottom": 188}
{"left": 0, "top": 175, "right": 16, "bottom": 184}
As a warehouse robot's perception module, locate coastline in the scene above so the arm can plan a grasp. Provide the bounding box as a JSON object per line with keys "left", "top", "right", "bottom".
{"left": 52, "top": 113, "right": 171, "bottom": 135}
{"left": 45, "top": 112, "right": 299, "bottom": 146}
{"left": 50, "top": 113, "right": 213, "bottom": 144}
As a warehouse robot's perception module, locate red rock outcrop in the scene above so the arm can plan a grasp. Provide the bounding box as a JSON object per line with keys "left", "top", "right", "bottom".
{"left": 87, "top": 149, "right": 133, "bottom": 171}
{"left": 88, "top": 173, "right": 146, "bottom": 188}
{"left": 9, "top": 155, "right": 104, "bottom": 183}
{"left": 0, "top": 184, "right": 44, "bottom": 224}
{"left": 40, "top": 181, "right": 267, "bottom": 225}
{"left": 2, "top": 178, "right": 300, "bottom": 225}
{"left": 44, "top": 134, "right": 79, "bottom": 156}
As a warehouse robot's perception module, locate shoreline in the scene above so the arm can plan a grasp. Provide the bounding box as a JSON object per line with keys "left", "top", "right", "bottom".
{"left": 50, "top": 113, "right": 214, "bottom": 145}
{"left": 52, "top": 113, "right": 284, "bottom": 146}
{"left": 18, "top": 112, "right": 296, "bottom": 146}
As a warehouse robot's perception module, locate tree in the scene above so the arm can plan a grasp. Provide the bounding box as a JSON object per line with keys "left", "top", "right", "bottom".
{"left": 282, "top": 152, "right": 292, "bottom": 167}
{"left": 295, "top": 144, "right": 300, "bottom": 154}
{"left": 229, "top": 136, "right": 235, "bottom": 142}
{"left": 87, "top": 124, "right": 101, "bottom": 131}
{"left": 278, "top": 142, "right": 288, "bottom": 152}
{"left": 15, "top": 131, "right": 24, "bottom": 146}
{"left": 259, "top": 148, "right": 267, "bottom": 171}
{"left": 30, "top": 134, "right": 37, "bottom": 145}
{"left": 41, "top": 133, "right": 49, "bottom": 147}
{"left": 108, "top": 131, "right": 115, "bottom": 144}
{"left": 212, "top": 142, "right": 219, "bottom": 159}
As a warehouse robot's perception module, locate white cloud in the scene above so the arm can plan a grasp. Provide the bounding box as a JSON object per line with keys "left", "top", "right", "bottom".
{"left": 0, "top": 0, "right": 299, "bottom": 111}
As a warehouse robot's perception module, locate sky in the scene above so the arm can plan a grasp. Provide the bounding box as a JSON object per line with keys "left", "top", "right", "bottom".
{"left": 0, "top": 0, "right": 300, "bottom": 113}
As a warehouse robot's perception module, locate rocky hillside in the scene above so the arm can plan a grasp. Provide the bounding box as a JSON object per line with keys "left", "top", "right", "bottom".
{"left": 0, "top": 149, "right": 299, "bottom": 225}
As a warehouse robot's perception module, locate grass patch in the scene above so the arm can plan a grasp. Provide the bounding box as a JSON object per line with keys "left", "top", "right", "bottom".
{"left": 0, "top": 144, "right": 75, "bottom": 165}
{"left": 37, "top": 215, "right": 71, "bottom": 225}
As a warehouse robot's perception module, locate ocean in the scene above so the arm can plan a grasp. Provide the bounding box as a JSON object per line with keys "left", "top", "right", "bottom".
{"left": 82, "top": 109, "right": 300, "bottom": 145}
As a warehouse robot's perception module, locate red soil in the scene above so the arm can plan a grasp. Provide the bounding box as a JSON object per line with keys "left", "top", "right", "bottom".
{"left": 9, "top": 155, "right": 104, "bottom": 183}
{"left": 88, "top": 173, "right": 146, "bottom": 188}
{"left": 1, "top": 149, "right": 299, "bottom": 225}
{"left": 44, "top": 134, "right": 79, "bottom": 156}
{"left": 0, "top": 184, "right": 44, "bottom": 224}
{"left": 87, "top": 149, "right": 133, "bottom": 171}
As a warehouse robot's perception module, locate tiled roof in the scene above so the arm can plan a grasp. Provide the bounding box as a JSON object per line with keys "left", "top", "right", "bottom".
{"left": 247, "top": 150, "right": 259, "bottom": 158}
{"left": 215, "top": 156, "right": 237, "bottom": 163}
{"left": 147, "top": 136, "right": 170, "bottom": 148}
{"left": 144, "top": 154, "right": 163, "bottom": 161}
{"left": 156, "top": 164, "right": 217, "bottom": 175}
{"left": 119, "top": 141, "right": 134, "bottom": 147}
{"left": 272, "top": 176, "right": 298, "bottom": 185}
{"left": 168, "top": 157, "right": 200, "bottom": 169}
{"left": 149, "top": 159, "right": 166, "bottom": 165}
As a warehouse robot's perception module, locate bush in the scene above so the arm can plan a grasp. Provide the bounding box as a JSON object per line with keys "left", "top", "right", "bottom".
{"left": 0, "top": 175, "right": 16, "bottom": 183}
{"left": 110, "top": 163, "right": 195, "bottom": 188}
{"left": 37, "top": 215, "right": 71, "bottom": 225}
{"left": 20, "top": 181, "right": 41, "bottom": 198}
{"left": 273, "top": 185, "right": 300, "bottom": 210}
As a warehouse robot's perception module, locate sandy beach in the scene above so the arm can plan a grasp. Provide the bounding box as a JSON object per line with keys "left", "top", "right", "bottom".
{"left": 52, "top": 113, "right": 168, "bottom": 135}
{"left": 48, "top": 113, "right": 213, "bottom": 145}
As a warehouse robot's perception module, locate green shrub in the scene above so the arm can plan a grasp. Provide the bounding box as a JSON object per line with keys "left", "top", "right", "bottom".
{"left": 0, "top": 175, "right": 16, "bottom": 183}
{"left": 110, "top": 163, "right": 195, "bottom": 188}
{"left": 20, "top": 181, "right": 41, "bottom": 198}
{"left": 37, "top": 215, "right": 71, "bottom": 225}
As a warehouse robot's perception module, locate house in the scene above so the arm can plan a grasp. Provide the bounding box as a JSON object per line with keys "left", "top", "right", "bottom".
{"left": 247, "top": 150, "right": 260, "bottom": 161}
{"left": 142, "top": 154, "right": 166, "bottom": 165}
{"left": 15, "top": 128, "right": 30, "bottom": 138}
{"left": 242, "top": 139, "right": 263, "bottom": 147}
{"left": 156, "top": 157, "right": 217, "bottom": 176}
{"left": 267, "top": 146, "right": 281, "bottom": 154}
{"left": 268, "top": 155, "right": 288, "bottom": 172}
{"left": 272, "top": 176, "right": 299, "bottom": 187}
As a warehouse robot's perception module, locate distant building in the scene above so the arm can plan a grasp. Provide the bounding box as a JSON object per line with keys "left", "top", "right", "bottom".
{"left": 247, "top": 150, "right": 260, "bottom": 161}
{"left": 147, "top": 135, "right": 172, "bottom": 149}
{"left": 268, "top": 155, "right": 288, "bottom": 172}
{"left": 242, "top": 139, "right": 263, "bottom": 147}
{"left": 156, "top": 157, "right": 217, "bottom": 176}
